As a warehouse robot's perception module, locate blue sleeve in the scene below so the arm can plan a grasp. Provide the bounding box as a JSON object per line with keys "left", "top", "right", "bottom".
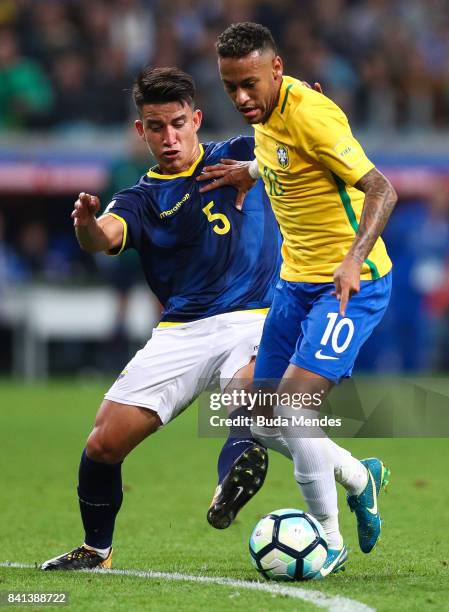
{"left": 102, "top": 187, "right": 144, "bottom": 253}
{"left": 206, "top": 136, "right": 255, "bottom": 163}
{"left": 227, "top": 135, "right": 256, "bottom": 161}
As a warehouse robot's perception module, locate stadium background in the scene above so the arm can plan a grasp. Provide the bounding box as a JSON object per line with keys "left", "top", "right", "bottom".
{"left": 0, "top": 0, "right": 448, "bottom": 378}
{"left": 1, "top": 3, "right": 449, "bottom": 609}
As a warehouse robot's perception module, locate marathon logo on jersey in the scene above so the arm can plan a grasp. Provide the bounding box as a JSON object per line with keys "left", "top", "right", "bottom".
{"left": 276, "top": 144, "right": 289, "bottom": 168}
{"left": 160, "top": 193, "right": 190, "bottom": 219}
{"left": 334, "top": 137, "right": 364, "bottom": 168}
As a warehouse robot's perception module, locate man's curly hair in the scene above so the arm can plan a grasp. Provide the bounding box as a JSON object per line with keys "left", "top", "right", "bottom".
{"left": 216, "top": 22, "right": 277, "bottom": 58}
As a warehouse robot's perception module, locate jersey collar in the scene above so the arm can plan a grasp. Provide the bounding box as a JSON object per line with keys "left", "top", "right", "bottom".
{"left": 257, "top": 77, "right": 293, "bottom": 126}
{"left": 147, "top": 144, "right": 204, "bottom": 180}
{"left": 276, "top": 77, "right": 294, "bottom": 115}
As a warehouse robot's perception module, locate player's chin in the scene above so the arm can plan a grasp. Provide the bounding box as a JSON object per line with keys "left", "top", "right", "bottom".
{"left": 161, "top": 156, "right": 182, "bottom": 173}
{"left": 245, "top": 117, "right": 261, "bottom": 125}
{"left": 238, "top": 109, "right": 262, "bottom": 124}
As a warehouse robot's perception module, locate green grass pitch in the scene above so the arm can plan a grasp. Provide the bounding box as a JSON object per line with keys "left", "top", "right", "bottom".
{"left": 1, "top": 380, "right": 449, "bottom": 611}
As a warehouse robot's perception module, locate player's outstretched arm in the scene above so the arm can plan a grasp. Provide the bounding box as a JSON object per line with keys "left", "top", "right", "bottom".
{"left": 72, "top": 192, "right": 124, "bottom": 253}
{"left": 333, "top": 168, "right": 397, "bottom": 315}
{"left": 197, "top": 159, "right": 258, "bottom": 210}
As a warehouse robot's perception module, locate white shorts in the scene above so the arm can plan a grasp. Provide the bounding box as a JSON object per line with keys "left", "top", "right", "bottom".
{"left": 104, "top": 310, "right": 267, "bottom": 425}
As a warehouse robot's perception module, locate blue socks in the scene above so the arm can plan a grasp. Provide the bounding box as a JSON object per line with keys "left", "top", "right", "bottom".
{"left": 77, "top": 406, "right": 264, "bottom": 546}
{"left": 78, "top": 449, "right": 123, "bottom": 549}
{"left": 217, "top": 406, "right": 259, "bottom": 483}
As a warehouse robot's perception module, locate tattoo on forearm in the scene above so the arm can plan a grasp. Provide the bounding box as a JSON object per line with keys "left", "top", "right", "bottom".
{"left": 350, "top": 168, "right": 397, "bottom": 264}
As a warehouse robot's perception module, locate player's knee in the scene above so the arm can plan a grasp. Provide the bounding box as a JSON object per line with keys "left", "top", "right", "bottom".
{"left": 86, "top": 429, "right": 125, "bottom": 464}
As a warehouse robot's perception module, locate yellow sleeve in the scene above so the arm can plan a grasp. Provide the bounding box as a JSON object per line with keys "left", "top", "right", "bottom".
{"left": 102, "top": 212, "right": 128, "bottom": 256}
{"left": 291, "top": 95, "right": 374, "bottom": 186}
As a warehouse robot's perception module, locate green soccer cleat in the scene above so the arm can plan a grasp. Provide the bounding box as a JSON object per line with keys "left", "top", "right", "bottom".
{"left": 40, "top": 545, "right": 112, "bottom": 571}
{"left": 347, "top": 457, "right": 390, "bottom": 553}
{"left": 207, "top": 444, "right": 268, "bottom": 529}
{"left": 313, "top": 544, "right": 348, "bottom": 579}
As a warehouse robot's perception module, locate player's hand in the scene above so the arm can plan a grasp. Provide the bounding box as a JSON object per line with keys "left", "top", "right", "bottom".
{"left": 332, "top": 255, "right": 362, "bottom": 316}
{"left": 196, "top": 159, "right": 256, "bottom": 210}
{"left": 71, "top": 192, "right": 101, "bottom": 227}
{"left": 302, "top": 81, "right": 323, "bottom": 94}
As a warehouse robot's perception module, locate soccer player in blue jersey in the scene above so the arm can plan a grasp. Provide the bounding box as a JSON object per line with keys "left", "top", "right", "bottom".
{"left": 41, "top": 66, "right": 281, "bottom": 571}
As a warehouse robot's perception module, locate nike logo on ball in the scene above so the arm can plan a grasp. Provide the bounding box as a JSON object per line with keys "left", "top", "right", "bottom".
{"left": 315, "top": 350, "right": 339, "bottom": 360}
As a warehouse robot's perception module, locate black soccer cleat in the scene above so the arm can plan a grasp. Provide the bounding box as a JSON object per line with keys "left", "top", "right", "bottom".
{"left": 40, "top": 545, "right": 112, "bottom": 571}
{"left": 207, "top": 444, "right": 268, "bottom": 529}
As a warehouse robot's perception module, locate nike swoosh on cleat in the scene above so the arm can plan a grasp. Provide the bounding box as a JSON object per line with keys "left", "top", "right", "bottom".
{"left": 366, "top": 470, "right": 378, "bottom": 515}
{"left": 233, "top": 486, "right": 244, "bottom": 502}
{"left": 319, "top": 548, "right": 347, "bottom": 577}
{"left": 315, "top": 350, "right": 339, "bottom": 360}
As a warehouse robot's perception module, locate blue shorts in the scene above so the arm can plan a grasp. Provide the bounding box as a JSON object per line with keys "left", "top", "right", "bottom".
{"left": 254, "top": 272, "right": 392, "bottom": 384}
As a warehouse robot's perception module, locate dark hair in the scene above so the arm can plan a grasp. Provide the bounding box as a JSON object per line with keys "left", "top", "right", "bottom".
{"left": 132, "top": 66, "right": 196, "bottom": 112}
{"left": 216, "top": 22, "right": 277, "bottom": 58}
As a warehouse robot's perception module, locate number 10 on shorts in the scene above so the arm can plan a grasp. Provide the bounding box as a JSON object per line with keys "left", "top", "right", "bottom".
{"left": 320, "top": 313, "right": 354, "bottom": 354}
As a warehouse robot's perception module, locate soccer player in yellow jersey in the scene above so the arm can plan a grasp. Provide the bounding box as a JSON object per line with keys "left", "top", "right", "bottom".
{"left": 199, "top": 22, "right": 397, "bottom": 578}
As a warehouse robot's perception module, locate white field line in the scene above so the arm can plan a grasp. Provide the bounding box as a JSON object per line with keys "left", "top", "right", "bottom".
{"left": 0, "top": 562, "right": 375, "bottom": 612}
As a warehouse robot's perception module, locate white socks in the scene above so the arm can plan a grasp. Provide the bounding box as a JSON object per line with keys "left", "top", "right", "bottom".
{"left": 252, "top": 420, "right": 369, "bottom": 496}
{"left": 84, "top": 543, "right": 111, "bottom": 559}
{"left": 275, "top": 407, "right": 342, "bottom": 549}
{"left": 318, "top": 516, "right": 344, "bottom": 550}
{"left": 251, "top": 424, "right": 292, "bottom": 459}
{"left": 254, "top": 408, "right": 369, "bottom": 549}
{"left": 325, "top": 438, "right": 368, "bottom": 496}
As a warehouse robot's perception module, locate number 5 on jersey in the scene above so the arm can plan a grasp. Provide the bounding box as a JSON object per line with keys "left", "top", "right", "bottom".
{"left": 202, "top": 201, "right": 231, "bottom": 235}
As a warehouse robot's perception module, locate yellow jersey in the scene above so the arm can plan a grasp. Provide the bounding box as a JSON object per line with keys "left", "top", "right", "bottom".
{"left": 253, "top": 75, "right": 392, "bottom": 282}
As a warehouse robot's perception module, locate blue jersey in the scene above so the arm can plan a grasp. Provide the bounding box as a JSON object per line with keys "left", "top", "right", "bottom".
{"left": 105, "top": 136, "right": 282, "bottom": 322}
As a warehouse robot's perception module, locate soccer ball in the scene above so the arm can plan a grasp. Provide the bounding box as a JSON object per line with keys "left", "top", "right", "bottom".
{"left": 249, "top": 508, "right": 328, "bottom": 581}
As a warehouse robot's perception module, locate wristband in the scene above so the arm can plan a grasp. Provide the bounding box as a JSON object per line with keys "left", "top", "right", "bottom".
{"left": 248, "top": 158, "right": 261, "bottom": 179}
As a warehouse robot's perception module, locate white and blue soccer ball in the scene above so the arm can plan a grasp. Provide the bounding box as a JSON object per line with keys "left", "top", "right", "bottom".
{"left": 249, "top": 508, "right": 328, "bottom": 581}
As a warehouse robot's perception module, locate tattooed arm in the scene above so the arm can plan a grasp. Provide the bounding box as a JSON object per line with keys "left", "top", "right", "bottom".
{"left": 333, "top": 168, "right": 397, "bottom": 315}
{"left": 349, "top": 168, "right": 397, "bottom": 264}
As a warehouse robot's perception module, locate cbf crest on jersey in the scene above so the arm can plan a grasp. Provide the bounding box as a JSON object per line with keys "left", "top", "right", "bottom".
{"left": 276, "top": 144, "right": 289, "bottom": 168}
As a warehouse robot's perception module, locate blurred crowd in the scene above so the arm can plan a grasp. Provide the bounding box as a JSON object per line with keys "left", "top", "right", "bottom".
{"left": 0, "top": 0, "right": 449, "bottom": 132}
{"left": 1, "top": 0, "right": 449, "bottom": 375}
{"left": 2, "top": 175, "right": 449, "bottom": 374}
{"left": 358, "top": 179, "right": 449, "bottom": 373}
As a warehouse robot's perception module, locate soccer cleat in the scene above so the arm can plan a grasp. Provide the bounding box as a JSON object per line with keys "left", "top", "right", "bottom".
{"left": 347, "top": 457, "right": 390, "bottom": 553}
{"left": 207, "top": 443, "right": 268, "bottom": 529}
{"left": 40, "top": 545, "right": 112, "bottom": 571}
{"left": 313, "top": 544, "right": 348, "bottom": 579}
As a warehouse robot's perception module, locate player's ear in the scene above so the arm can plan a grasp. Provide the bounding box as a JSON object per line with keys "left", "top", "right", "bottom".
{"left": 135, "top": 119, "right": 145, "bottom": 140}
{"left": 193, "top": 109, "right": 202, "bottom": 132}
{"left": 272, "top": 55, "right": 283, "bottom": 81}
